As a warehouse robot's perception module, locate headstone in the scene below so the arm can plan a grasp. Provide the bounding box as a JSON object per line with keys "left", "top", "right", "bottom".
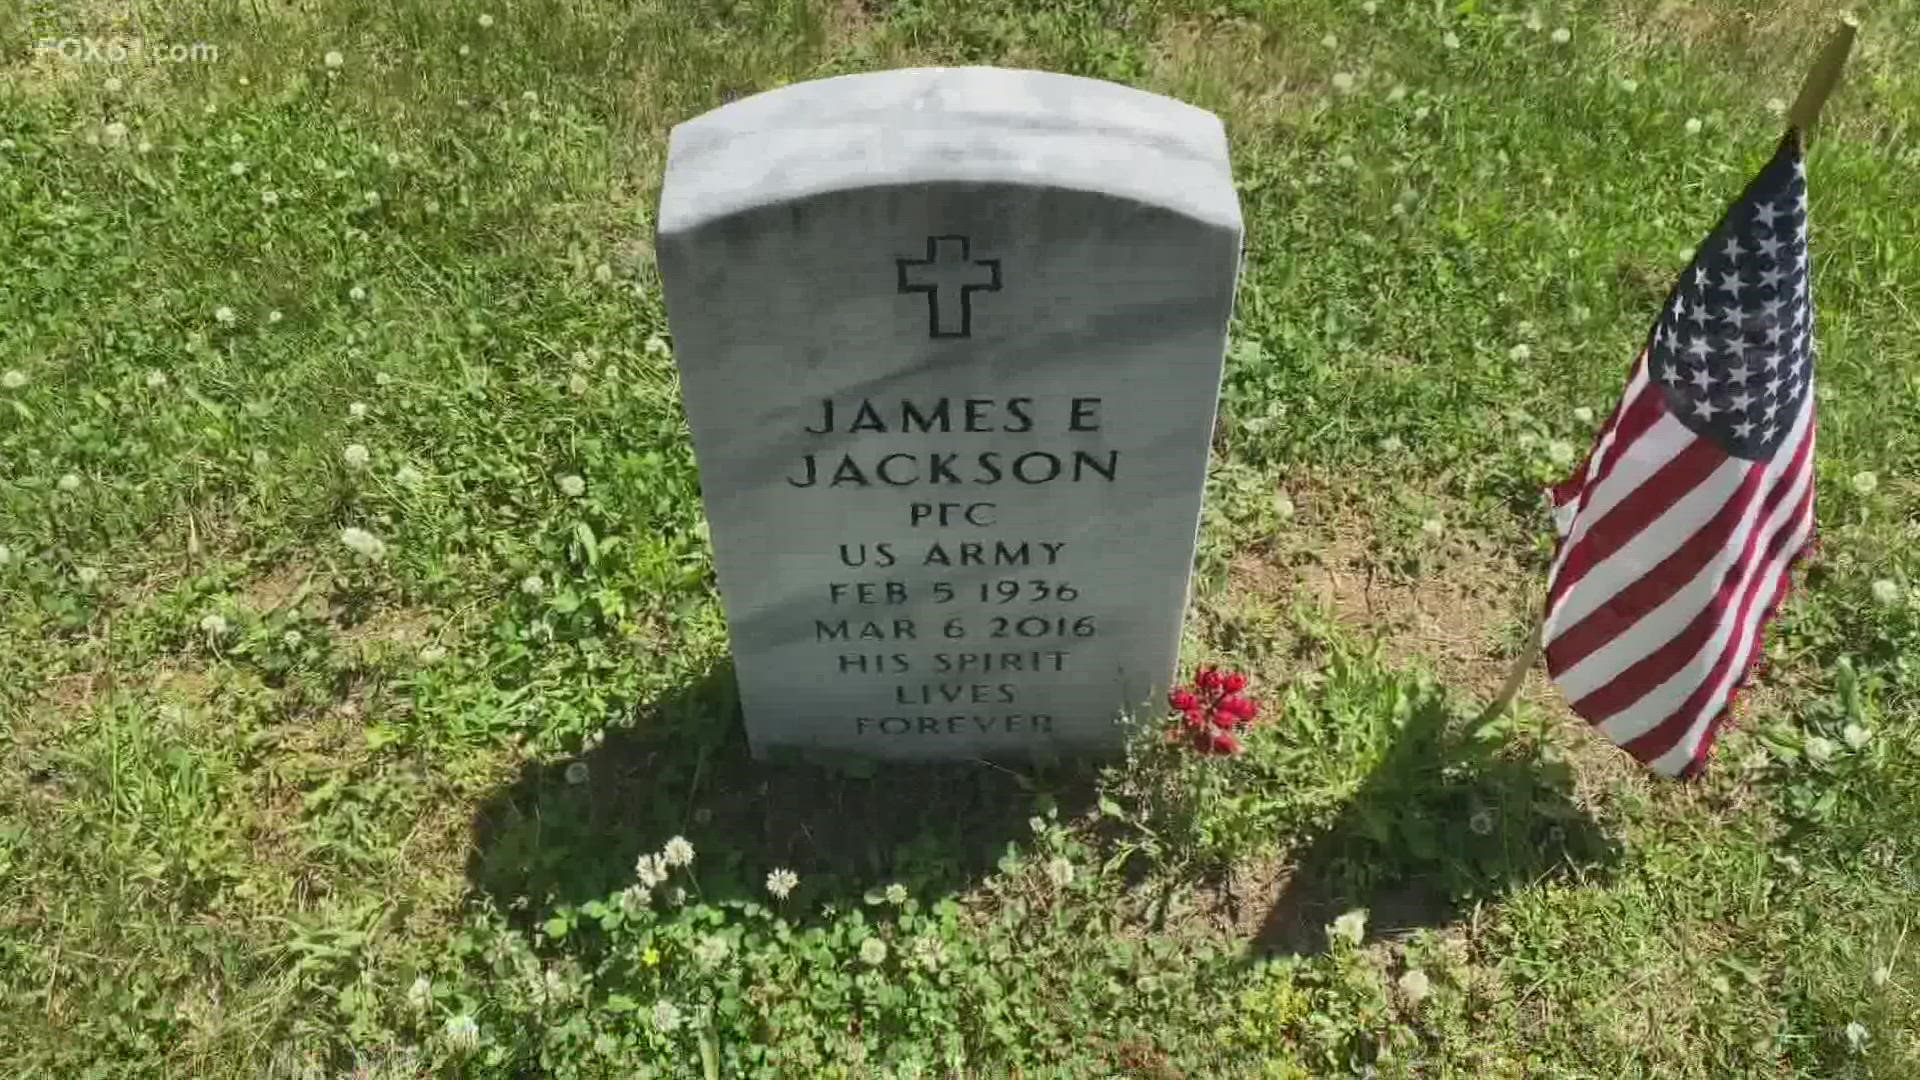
{"left": 657, "top": 66, "right": 1241, "bottom": 761}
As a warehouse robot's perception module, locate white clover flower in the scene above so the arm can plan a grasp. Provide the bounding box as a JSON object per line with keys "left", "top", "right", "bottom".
{"left": 214, "top": 306, "right": 236, "bottom": 326}
{"left": 619, "top": 884, "right": 652, "bottom": 914}
{"left": 1442, "top": 31, "right": 1461, "bottom": 50}
{"left": 766, "top": 867, "right": 799, "bottom": 900}
{"left": 568, "top": 372, "right": 590, "bottom": 395}
{"left": 250, "top": 448, "right": 270, "bottom": 468}
{"left": 406, "top": 975, "right": 431, "bottom": 1011}
{"left": 1843, "top": 723, "right": 1872, "bottom": 751}
{"left": 363, "top": 190, "right": 380, "bottom": 206}
{"left": 0, "top": 544, "right": 12, "bottom": 566}
{"left": 340, "top": 526, "right": 387, "bottom": 561}
{"left": 663, "top": 836, "right": 696, "bottom": 867}
{"left": 558, "top": 474, "right": 585, "bottom": 497}
{"left": 348, "top": 401, "right": 367, "bottom": 420}
{"left": 859, "top": 937, "right": 889, "bottom": 966}
{"left": 1397, "top": 968, "right": 1432, "bottom": 1006}
{"left": 1274, "top": 493, "right": 1296, "bottom": 522}
{"left": 1619, "top": 78, "right": 1638, "bottom": 94}
{"left": 324, "top": 50, "right": 344, "bottom": 69}
{"left": 884, "top": 882, "right": 908, "bottom": 906}
{"left": 1362, "top": 0, "right": 1377, "bottom": 13}
{"left": 1845, "top": 1020, "right": 1869, "bottom": 1053}
{"left": 1379, "top": 435, "right": 1405, "bottom": 454}
{"left": 199, "top": 613, "right": 229, "bottom": 636}
{"left": 1805, "top": 735, "right": 1836, "bottom": 764}
{"left": 911, "top": 934, "right": 948, "bottom": 971}
{"left": 1329, "top": 909, "right": 1368, "bottom": 947}
{"left": 342, "top": 443, "right": 370, "bottom": 469}
{"left": 2, "top": 369, "right": 25, "bottom": 389}
{"left": 1873, "top": 965, "right": 1892, "bottom": 987}
{"left": 102, "top": 121, "right": 128, "bottom": 147}
{"left": 1421, "top": 517, "right": 1444, "bottom": 538}
{"left": 1387, "top": 84, "right": 1407, "bottom": 102}
{"left": 1684, "top": 117, "right": 1703, "bottom": 136}
{"left": 593, "top": 262, "right": 614, "bottom": 283}
{"left": 0, "top": 138, "right": 14, "bottom": 151}
{"left": 385, "top": 150, "right": 401, "bottom": 167}
{"left": 283, "top": 629, "right": 303, "bottom": 648}
{"left": 1508, "top": 343, "right": 1532, "bottom": 361}
{"left": 1573, "top": 406, "right": 1596, "bottom": 424}
{"left": 521, "top": 90, "right": 539, "bottom": 104}
{"left": 1551, "top": 27, "right": 1571, "bottom": 44}
{"left": 519, "top": 574, "right": 544, "bottom": 596}
{"left": 348, "top": 284, "right": 367, "bottom": 303}
{"left": 477, "top": 13, "right": 495, "bottom": 28}
{"left": 693, "top": 934, "right": 730, "bottom": 967}
{"left": 57, "top": 473, "right": 81, "bottom": 493}
{"left": 267, "top": 309, "right": 283, "bottom": 323}
{"left": 1547, "top": 440, "right": 1577, "bottom": 468}
{"left": 77, "top": 566, "right": 100, "bottom": 586}
{"left": 103, "top": 76, "right": 123, "bottom": 94}
{"left": 1850, "top": 471, "right": 1879, "bottom": 497}
{"left": 650, "top": 1000, "right": 682, "bottom": 1034}
{"left": 228, "top": 160, "right": 247, "bottom": 176}
{"left": 258, "top": 188, "right": 280, "bottom": 210}
{"left": 1871, "top": 579, "right": 1902, "bottom": 607}
{"left": 1469, "top": 807, "right": 1496, "bottom": 835}
{"left": 634, "top": 853, "right": 667, "bottom": 887}
{"left": 1045, "top": 856, "right": 1075, "bottom": 888}
{"left": 458, "top": 44, "right": 471, "bottom": 57}
{"left": 374, "top": 372, "right": 393, "bottom": 387}
{"left": 1524, "top": 10, "right": 1544, "bottom": 31}
{"left": 1335, "top": 153, "right": 1356, "bottom": 169}
{"left": 419, "top": 643, "right": 447, "bottom": 664}
{"left": 443, "top": 1013, "right": 480, "bottom": 1052}
{"left": 394, "top": 465, "right": 423, "bottom": 488}
{"left": 1320, "top": 33, "right": 1337, "bottom": 48}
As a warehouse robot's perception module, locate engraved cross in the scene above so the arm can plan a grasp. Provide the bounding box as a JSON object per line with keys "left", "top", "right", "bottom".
{"left": 896, "top": 235, "right": 1001, "bottom": 339}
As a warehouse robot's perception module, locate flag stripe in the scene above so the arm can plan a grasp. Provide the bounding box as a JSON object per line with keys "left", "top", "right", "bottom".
{"left": 1551, "top": 357, "right": 1650, "bottom": 519}
{"left": 1669, "top": 493, "right": 1816, "bottom": 777}
{"left": 1588, "top": 439, "right": 1812, "bottom": 740}
{"left": 1546, "top": 431, "right": 1729, "bottom": 615}
{"left": 1545, "top": 393, "right": 1685, "bottom": 588}
{"left": 1568, "top": 453, "right": 1808, "bottom": 722}
{"left": 1544, "top": 457, "right": 1762, "bottom": 667}
{"left": 1545, "top": 412, "right": 1815, "bottom": 680}
{"left": 1628, "top": 480, "right": 1816, "bottom": 772}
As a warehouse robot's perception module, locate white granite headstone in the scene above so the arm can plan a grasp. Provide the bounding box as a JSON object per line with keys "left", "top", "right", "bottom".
{"left": 658, "top": 67, "right": 1241, "bottom": 760}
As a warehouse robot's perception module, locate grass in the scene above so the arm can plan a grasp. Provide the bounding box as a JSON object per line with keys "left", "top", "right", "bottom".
{"left": 2, "top": 0, "right": 1917, "bottom": 1075}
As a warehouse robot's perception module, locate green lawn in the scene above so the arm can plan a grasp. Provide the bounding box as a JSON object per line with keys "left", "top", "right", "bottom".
{"left": 2, "top": 0, "right": 1917, "bottom": 1075}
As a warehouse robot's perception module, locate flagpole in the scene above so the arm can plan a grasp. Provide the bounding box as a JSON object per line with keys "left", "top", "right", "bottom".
{"left": 1787, "top": 15, "right": 1860, "bottom": 134}
{"left": 1477, "top": 619, "right": 1543, "bottom": 727}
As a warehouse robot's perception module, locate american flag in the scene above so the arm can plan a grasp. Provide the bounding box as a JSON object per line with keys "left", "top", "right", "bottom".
{"left": 1543, "top": 131, "right": 1816, "bottom": 778}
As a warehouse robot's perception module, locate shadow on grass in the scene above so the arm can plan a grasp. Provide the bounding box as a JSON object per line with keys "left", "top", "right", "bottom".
{"left": 1249, "top": 695, "right": 1621, "bottom": 957}
{"left": 465, "top": 660, "right": 1097, "bottom": 922}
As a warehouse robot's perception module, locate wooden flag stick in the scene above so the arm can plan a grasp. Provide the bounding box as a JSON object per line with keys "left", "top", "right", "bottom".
{"left": 1787, "top": 14, "right": 1861, "bottom": 133}
{"left": 1476, "top": 619, "right": 1544, "bottom": 727}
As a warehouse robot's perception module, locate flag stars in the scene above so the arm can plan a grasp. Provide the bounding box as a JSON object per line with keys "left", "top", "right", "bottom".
{"left": 1690, "top": 366, "right": 1714, "bottom": 394}
{"left": 1687, "top": 337, "right": 1713, "bottom": 362}
{"left": 1721, "top": 236, "right": 1748, "bottom": 261}
{"left": 1725, "top": 361, "right": 1750, "bottom": 386}
{"left": 1688, "top": 304, "right": 1711, "bottom": 329}
{"left": 1715, "top": 270, "right": 1743, "bottom": 296}
{"left": 1691, "top": 397, "right": 1721, "bottom": 421}
{"left": 1732, "top": 419, "right": 1755, "bottom": 440}
{"left": 1755, "top": 203, "right": 1782, "bottom": 231}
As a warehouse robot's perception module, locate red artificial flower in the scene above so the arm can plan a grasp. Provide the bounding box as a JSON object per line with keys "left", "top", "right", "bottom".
{"left": 1217, "top": 694, "right": 1257, "bottom": 723}
{"left": 1221, "top": 671, "right": 1248, "bottom": 693}
{"left": 1207, "top": 730, "right": 1241, "bottom": 755}
{"left": 1168, "top": 688, "right": 1199, "bottom": 711}
{"left": 1194, "top": 667, "right": 1223, "bottom": 691}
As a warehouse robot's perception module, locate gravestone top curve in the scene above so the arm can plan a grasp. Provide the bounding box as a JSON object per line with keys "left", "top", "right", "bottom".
{"left": 658, "top": 66, "right": 1240, "bottom": 237}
